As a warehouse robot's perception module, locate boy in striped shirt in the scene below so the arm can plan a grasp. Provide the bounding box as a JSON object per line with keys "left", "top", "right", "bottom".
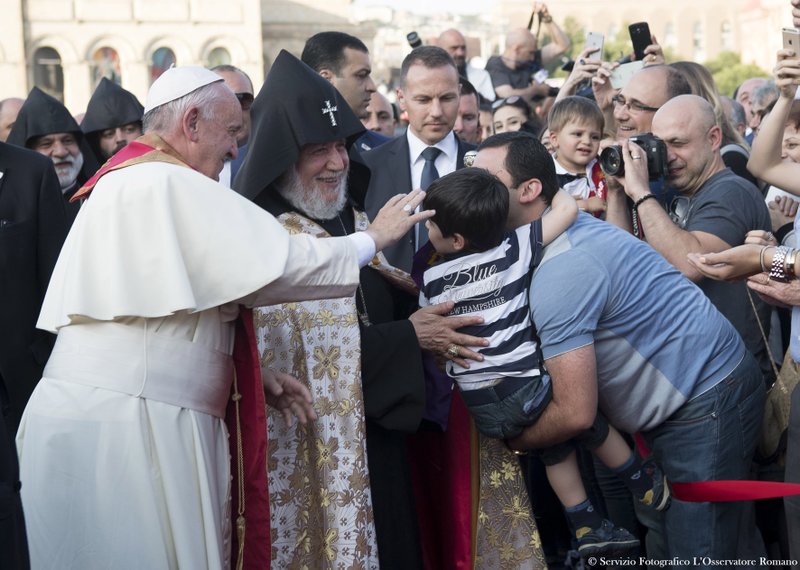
{"left": 419, "top": 168, "right": 668, "bottom": 557}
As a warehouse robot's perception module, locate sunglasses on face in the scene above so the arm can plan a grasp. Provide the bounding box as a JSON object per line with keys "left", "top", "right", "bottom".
{"left": 236, "top": 92, "right": 254, "bottom": 110}
{"left": 491, "top": 95, "right": 523, "bottom": 110}
{"left": 668, "top": 195, "right": 693, "bottom": 228}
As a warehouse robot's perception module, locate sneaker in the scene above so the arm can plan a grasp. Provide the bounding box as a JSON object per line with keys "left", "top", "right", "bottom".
{"left": 638, "top": 459, "right": 671, "bottom": 511}
{"left": 576, "top": 519, "right": 640, "bottom": 558}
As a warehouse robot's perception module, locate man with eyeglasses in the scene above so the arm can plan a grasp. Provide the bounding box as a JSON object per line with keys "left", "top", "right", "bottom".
{"left": 596, "top": 65, "right": 691, "bottom": 232}
{"left": 212, "top": 65, "right": 254, "bottom": 186}
{"left": 613, "top": 93, "right": 773, "bottom": 390}
{"left": 749, "top": 80, "right": 780, "bottom": 137}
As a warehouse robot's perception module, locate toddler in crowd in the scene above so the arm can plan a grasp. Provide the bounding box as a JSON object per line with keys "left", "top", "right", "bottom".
{"left": 548, "top": 96, "right": 608, "bottom": 216}
{"left": 419, "top": 167, "right": 669, "bottom": 557}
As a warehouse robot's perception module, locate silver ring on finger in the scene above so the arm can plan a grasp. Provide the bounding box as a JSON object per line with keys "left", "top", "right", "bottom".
{"left": 766, "top": 231, "right": 775, "bottom": 243}
{"left": 631, "top": 154, "right": 642, "bottom": 160}
{"left": 402, "top": 203, "right": 413, "bottom": 213}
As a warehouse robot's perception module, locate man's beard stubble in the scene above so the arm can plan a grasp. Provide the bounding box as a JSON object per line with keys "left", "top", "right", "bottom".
{"left": 276, "top": 167, "right": 349, "bottom": 221}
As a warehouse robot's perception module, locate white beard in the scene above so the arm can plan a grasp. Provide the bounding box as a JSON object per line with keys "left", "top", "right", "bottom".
{"left": 276, "top": 167, "right": 348, "bottom": 221}
{"left": 53, "top": 151, "right": 84, "bottom": 191}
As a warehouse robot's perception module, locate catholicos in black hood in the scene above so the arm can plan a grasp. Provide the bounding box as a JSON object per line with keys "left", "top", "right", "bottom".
{"left": 233, "top": 49, "right": 367, "bottom": 204}
{"left": 81, "top": 78, "right": 144, "bottom": 162}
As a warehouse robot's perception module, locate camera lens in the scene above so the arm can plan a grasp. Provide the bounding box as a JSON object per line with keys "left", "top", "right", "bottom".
{"left": 599, "top": 146, "right": 624, "bottom": 176}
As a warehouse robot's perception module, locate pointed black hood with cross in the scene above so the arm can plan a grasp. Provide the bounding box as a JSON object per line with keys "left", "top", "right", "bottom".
{"left": 233, "top": 49, "right": 365, "bottom": 201}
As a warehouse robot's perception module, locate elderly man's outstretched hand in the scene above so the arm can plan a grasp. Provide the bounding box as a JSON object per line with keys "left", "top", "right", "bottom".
{"left": 687, "top": 244, "right": 765, "bottom": 282}
{"left": 367, "top": 189, "right": 434, "bottom": 253}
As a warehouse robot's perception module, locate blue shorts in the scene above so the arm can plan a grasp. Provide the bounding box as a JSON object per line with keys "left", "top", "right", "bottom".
{"left": 459, "top": 375, "right": 552, "bottom": 439}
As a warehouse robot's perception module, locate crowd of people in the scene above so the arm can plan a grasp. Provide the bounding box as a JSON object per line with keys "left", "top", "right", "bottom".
{"left": 4, "top": 0, "right": 800, "bottom": 568}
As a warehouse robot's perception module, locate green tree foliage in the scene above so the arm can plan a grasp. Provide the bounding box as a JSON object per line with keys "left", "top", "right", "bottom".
{"left": 703, "top": 51, "right": 770, "bottom": 97}
{"left": 540, "top": 16, "right": 585, "bottom": 77}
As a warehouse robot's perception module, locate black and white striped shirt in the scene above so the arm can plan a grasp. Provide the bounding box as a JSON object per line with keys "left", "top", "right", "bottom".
{"left": 419, "top": 221, "right": 544, "bottom": 390}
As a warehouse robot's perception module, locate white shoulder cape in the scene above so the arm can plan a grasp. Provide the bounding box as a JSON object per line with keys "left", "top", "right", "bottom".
{"left": 39, "top": 161, "right": 355, "bottom": 332}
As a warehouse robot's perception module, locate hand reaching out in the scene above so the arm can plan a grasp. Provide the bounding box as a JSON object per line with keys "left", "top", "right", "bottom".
{"left": 262, "top": 367, "right": 318, "bottom": 426}
{"left": 686, "top": 244, "right": 766, "bottom": 282}
{"left": 591, "top": 61, "right": 620, "bottom": 111}
{"left": 768, "top": 195, "right": 799, "bottom": 231}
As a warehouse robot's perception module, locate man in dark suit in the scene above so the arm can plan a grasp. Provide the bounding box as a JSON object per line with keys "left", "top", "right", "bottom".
{"left": 0, "top": 141, "right": 69, "bottom": 570}
{"left": 363, "top": 46, "right": 475, "bottom": 272}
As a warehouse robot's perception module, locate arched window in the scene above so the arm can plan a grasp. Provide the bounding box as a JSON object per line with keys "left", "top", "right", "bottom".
{"left": 33, "top": 47, "right": 64, "bottom": 102}
{"left": 721, "top": 21, "right": 733, "bottom": 52}
{"left": 692, "top": 21, "right": 705, "bottom": 62}
{"left": 207, "top": 47, "right": 231, "bottom": 68}
{"left": 150, "top": 47, "right": 176, "bottom": 84}
{"left": 91, "top": 47, "right": 122, "bottom": 89}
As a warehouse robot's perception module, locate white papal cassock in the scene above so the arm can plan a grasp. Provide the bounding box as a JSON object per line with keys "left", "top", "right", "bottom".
{"left": 16, "top": 160, "right": 365, "bottom": 569}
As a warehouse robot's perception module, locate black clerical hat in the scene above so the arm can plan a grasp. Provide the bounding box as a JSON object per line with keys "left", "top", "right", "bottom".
{"left": 234, "top": 49, "right": 365, "bottom": 200}
{"left": 81, "top": 78, "right": 144, "bottom": 135}
{"left": 7, "top": 87, "right": 83, "bottom": 148}
{"left": 7, "top": 86, "right": 99, "bottom": 177}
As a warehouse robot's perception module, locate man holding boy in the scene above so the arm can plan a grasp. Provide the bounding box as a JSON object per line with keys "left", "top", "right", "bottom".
{"left": 474, "top": 131, "right": 764, "bottom": 563}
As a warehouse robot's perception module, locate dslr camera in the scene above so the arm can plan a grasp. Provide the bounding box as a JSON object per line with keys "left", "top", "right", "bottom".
{"left": 599, "top": 133, "right": 668, "bottom": 180}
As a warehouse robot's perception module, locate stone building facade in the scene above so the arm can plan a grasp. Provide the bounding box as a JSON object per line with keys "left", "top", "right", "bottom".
{"left": 0, "top": 0, "right": 264, "bottom": 114}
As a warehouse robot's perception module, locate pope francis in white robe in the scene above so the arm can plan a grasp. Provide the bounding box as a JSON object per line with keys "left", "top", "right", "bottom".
{"left": 15, "top": 156, "right": 371, "bottom": 569}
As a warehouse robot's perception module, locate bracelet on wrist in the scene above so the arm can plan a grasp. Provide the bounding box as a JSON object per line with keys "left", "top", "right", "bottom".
{"left": 760, "top": 246, "right": 771, "bottom": 273}
{"left": 770, "top": 246, "right": 793, "bottom": 282}
{"left": 786, "top": 247, "right": 799, "bottom": 279}
{"left": 633, "top": 194, "right": 656, "bottom": 210}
